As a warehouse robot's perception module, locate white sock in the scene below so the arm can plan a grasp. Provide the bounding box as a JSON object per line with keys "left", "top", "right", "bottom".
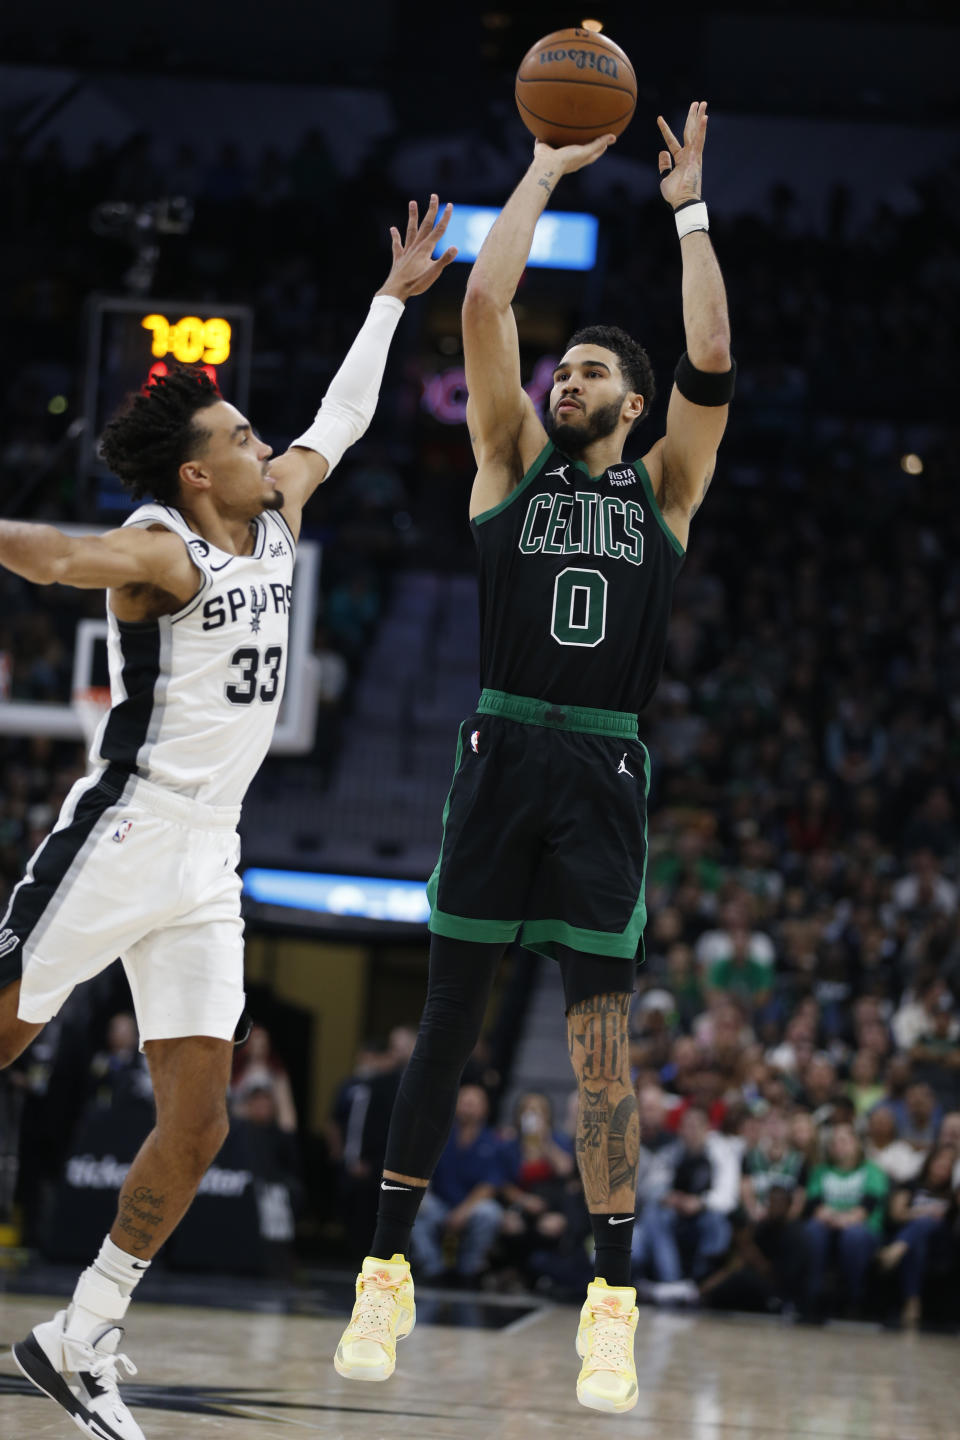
{"left": 64, "top": 1236, "right": 148, "bottom": 1342}
{"left": 93, "top": 1235, "right": 151, "bottom": 1297}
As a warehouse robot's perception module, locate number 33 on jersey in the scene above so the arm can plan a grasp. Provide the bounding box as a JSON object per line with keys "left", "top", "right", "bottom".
{"left": 91, "top": 502, "right": 296, "bottom": 807}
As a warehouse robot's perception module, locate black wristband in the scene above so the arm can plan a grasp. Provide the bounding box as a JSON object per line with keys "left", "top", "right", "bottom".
{"left": 674, "top": 351, "right": 736, "bottom": 407}
{"left": 673, "top": 196, "right": 703, "bottom": 212}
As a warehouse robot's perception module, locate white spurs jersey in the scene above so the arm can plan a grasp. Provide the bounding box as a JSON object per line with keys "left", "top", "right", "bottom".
{"left": 90, "top": 502, "right": 296, "bottom": 807}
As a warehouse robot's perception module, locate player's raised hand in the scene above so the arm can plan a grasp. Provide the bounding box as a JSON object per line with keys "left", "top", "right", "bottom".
{"left": 377, "top": 195, "right": 457, "bottom": 300}
{"left": 533, "top": 134, "right": 616, "bottom": 176}
{"left": 657, "top": 101, "right": 708, "bottom": 209}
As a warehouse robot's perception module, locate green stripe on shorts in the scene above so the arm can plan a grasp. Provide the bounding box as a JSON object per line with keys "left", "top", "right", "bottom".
{"left": 477, "top": 689, "right": 638, "bottom": 738}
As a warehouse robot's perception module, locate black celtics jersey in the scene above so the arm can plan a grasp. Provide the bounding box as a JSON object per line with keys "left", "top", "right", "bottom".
{"left": 471, "top": 440, "right": 684, "bottom": 714}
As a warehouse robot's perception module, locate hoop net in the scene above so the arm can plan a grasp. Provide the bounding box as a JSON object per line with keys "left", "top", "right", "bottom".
{"left": 72, "top": 686, "right": 111, "bottom": 747}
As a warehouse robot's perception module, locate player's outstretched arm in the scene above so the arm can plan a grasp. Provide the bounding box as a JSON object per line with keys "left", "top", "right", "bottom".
{"left": 463, "top": 136, "right": 615, "bottom": 516}
{"left": 646, "top": 101, "right": 734, "bottom": 552}
{"left": 269, "top": 195, "right": 457, "bottom": 538}
{"left": 0, "top": 521, "right": 200, "bottom": 599}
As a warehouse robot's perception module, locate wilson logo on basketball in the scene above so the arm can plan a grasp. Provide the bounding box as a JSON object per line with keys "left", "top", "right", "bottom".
{"left": 538, "top": 48, "right": 620, "bottom": 77}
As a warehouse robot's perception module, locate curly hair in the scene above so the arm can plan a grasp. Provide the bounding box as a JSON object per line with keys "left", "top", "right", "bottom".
{"left": 98, "top": 365, "right": 222, "bottom": 504}
{"left": 565, "top": 324, "right": 656, "bottom": 423}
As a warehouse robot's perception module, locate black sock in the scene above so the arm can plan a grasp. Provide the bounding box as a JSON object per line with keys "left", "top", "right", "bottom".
{"left": 371, "top": 1181, "right": 427, "bottom": 1262}
{"left": 591, "top": 1212, "right": 635, "bottom": 1289}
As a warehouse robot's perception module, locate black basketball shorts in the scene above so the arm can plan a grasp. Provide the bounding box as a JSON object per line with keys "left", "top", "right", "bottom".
{"left": 427, "top": 689, "right": 650, "bottom": 967}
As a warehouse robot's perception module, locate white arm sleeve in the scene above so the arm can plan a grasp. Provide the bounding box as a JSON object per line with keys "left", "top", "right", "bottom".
{"left": 291, "top": 294, "right": 405, "bottom": 475}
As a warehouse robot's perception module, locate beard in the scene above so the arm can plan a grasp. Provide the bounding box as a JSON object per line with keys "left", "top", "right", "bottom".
{"left": 260, "top": 487, "right": 285, "bottom": 511}
{"left": 543, "top": 394, "right": 624, "bottom": 457}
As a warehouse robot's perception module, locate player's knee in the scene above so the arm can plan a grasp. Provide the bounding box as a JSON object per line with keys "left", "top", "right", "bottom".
{"left": 566, "top": 991, "right": 632, "bottom": 1085}
{"left": 414, "top": 1015, "right": 479, "bottom": 1072}
{"left": 162, "top": 1104, "right": 229, "bottom": 1171}
{"left": 186, "top": 1116, "right": 229, "bottom": 1173}
{"left": 194, "top": 1105, "right": 230, "bottom": 1156}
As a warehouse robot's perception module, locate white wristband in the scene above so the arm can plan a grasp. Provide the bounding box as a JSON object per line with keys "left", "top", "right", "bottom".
{"left": 292, "top": 294, "right": 405, "bottom": 475}
{"left": 675, "top": 200, "right": 709, "bottom": 240}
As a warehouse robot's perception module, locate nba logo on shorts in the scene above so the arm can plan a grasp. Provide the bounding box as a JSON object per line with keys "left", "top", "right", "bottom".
{"left": 112, "top": 819, "right": 133, "bottom": 844}
{"left": 470, "top": 729, "right": 480, "bottom": 753}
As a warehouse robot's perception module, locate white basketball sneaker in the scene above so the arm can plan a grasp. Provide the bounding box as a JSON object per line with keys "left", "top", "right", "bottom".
{"left": 13, "top": 1308, "right": 145, "bottom": 1439}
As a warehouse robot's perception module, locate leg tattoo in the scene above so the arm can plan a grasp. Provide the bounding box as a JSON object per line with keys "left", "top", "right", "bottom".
{"left": 568, "top": 993, "right": 629, "bottom": 1082}
{"left": 577, "top": 1085, "right": 611, "bottom": 1204}
{"left": 115, "top": 1185, "right": 166, "bottom": 1254}
{"left": 568, "top": 994, "right": 639, "bottom": 1212}
{"left": 608, "top": 1095, "right": 640, "bottom": 1195}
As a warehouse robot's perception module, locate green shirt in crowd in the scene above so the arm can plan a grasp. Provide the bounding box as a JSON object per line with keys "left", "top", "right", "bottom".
{"left": 806, "top": 1161, "right": 889, "bottom": 1237}
{"left": 708, "top": 957, "right": 771, "bottom": 1000}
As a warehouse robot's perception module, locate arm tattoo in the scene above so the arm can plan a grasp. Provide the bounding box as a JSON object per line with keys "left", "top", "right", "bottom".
{"left": 116, "top": 1186, "right": 166, "bottom": 1255}
{"left": 537, "top": 170, "right": 555, "bottom": 195}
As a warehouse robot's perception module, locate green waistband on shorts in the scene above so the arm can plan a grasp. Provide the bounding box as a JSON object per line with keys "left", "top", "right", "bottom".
{"left": 477, "top": 688, "right": 638, "bottom": 739}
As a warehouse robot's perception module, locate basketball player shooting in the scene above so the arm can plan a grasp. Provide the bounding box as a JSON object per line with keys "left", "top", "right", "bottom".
{"left": 0, "top": 195, "right": 455, "bottom": 1440}
{"left": 334, "top": 103, "right": 734, "bottom": 1413}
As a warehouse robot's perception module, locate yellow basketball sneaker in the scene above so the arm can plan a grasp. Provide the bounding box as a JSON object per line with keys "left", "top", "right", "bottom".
{"left": 575, "top": 1277, "right": 639, "bottom": 1414}
{"left": 334, "top": 1254, "right": 416, "bottom": 1382}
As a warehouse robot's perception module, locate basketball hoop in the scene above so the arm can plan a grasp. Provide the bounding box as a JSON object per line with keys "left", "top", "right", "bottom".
{"left": 72, "top": 686, "right": 111, "bottom": 747}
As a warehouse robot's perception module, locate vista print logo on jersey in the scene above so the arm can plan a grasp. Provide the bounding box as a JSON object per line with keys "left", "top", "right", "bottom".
{"left": 607, "top": 466, "right": 637, "bottom": 487}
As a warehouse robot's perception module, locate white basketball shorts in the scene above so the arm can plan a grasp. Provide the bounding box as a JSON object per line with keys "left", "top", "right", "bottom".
{"left": 0, "top": 765, "right": 245, "bottom": 1044}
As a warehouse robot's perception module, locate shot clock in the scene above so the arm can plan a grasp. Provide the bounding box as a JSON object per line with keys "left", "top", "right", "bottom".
{"left": 80, "top": 296, "right": 253, "bottom": 516}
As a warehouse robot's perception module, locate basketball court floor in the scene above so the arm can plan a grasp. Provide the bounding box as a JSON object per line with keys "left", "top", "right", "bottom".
{"left": 0, "top": 1271, "right": 955, "bottom": 1439}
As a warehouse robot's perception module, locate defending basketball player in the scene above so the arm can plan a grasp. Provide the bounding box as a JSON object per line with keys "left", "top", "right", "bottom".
{"left": 0, "top": 196, "right": 455, "bottom": 1440}
{"left": 334, "top": 103, "right": 733, "bottom": 1413}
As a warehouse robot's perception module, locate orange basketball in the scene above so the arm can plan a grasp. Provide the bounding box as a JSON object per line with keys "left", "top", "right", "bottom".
{"left": 515, "top": 27, "right": 637, "bottom": 148}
